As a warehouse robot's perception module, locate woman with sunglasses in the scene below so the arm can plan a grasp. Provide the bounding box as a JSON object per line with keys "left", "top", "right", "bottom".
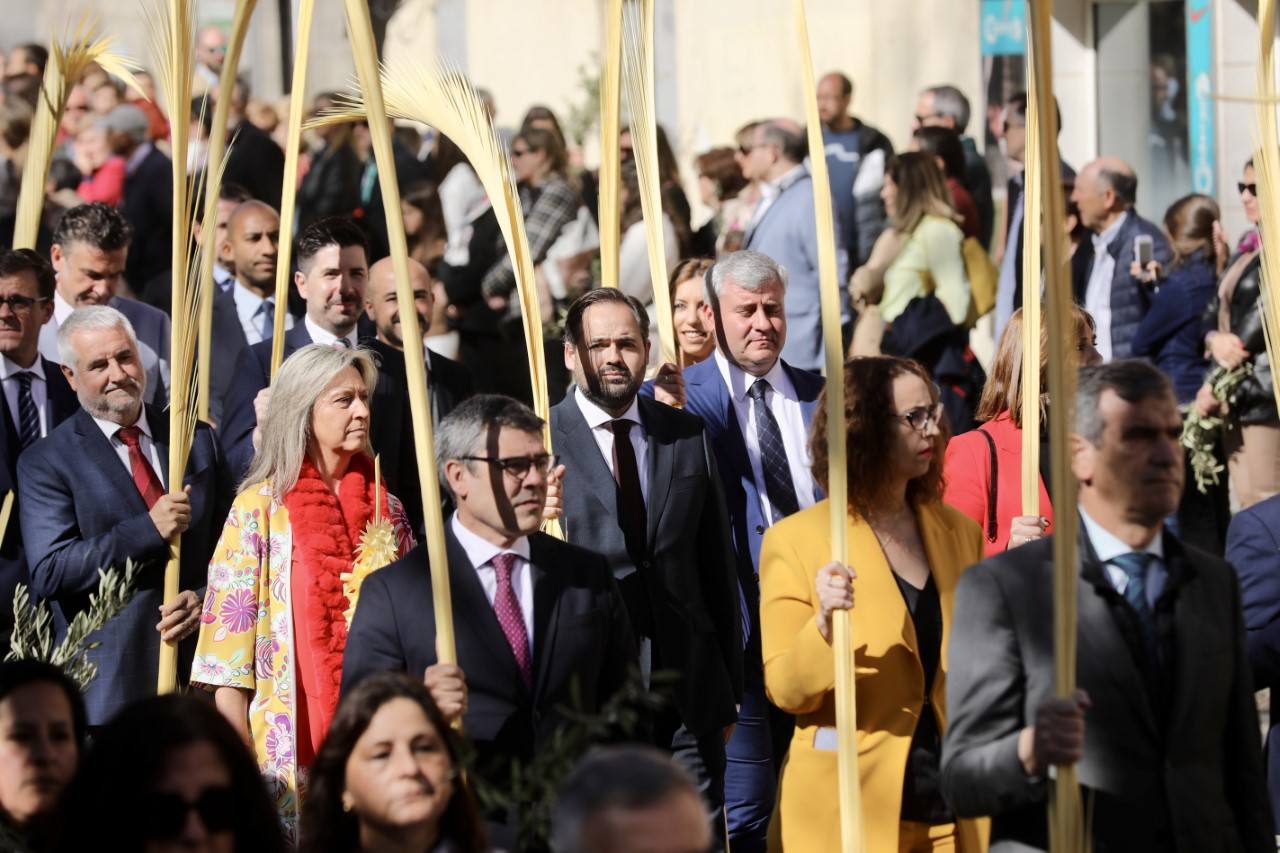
{"left": 299, "top": 672, "right": 486, "bottom": 853}
{"left": 760, "top": 356, "right": 986, "bottom": 853}
{"left": 192, "top": 346, "right": 415, "bottom": 843}
{"left": 54, "top": 695, "right": 284, "bottom": 852}
{"left": 1195, "top": 157, "right": 1280, "bottom": 510}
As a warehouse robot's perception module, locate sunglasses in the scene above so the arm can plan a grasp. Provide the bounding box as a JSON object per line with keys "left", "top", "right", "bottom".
{"left": 141, "top": 786, "right": 236, "bottom": 839}
{"left": 1239, "top": 182, "right": 1258, "bottom": 197}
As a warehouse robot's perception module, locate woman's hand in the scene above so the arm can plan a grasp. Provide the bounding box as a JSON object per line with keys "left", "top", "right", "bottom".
{"left": 1008, "top": 515, "right": 1048, "bottom": 549}
{"left": 1208, "top": 331, "right": 1249, "bottom": 370}
{"left": 815, "top": 561, "right": 856, "bottom": 644}
{"left": 1128, "top": 259, "right": 1162, "bottom": 284}
{"left": 1213, "top": 220, "right": 1229, "bottom": 262}
{"left": 1194, "top": 381, "right": 1224, "bottom": 418}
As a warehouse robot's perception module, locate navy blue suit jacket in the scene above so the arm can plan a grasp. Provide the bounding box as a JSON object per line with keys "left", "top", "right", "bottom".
{"left": 0, "top": 359, "right": 78, "bottom": 647}
{"left": 679, "top": 357, "right": 823, "bottom": 625}
{"left": 1226, "top": 494, "right": 1280, "bottom": 832}
{"left": 17, "top": 405, "right": 234, "bottom": 724}
{"left": 218, "top": 322, "right": 313, "bottom": 479}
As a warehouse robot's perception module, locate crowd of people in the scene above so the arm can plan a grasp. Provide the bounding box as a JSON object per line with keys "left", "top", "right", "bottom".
{"left": 0, "top": 27, "right": 1277, "bottom": 853}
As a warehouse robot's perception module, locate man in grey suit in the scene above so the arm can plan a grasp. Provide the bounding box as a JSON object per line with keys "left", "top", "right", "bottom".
{"left": 551, "top": 288, "right": 742, "bottom": 836}
{"left": 941, "top": 360, "right": 1272, "bottom": 851}
{"left": 40, "top": 203, "right": 171, "bottom": 407}
{"left": 741, "top": 119, "right": 849, "bottom": 373}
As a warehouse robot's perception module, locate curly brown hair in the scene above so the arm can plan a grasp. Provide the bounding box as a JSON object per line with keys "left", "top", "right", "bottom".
{"left": 810, "top": 356, "right": 948, "bottom": 519}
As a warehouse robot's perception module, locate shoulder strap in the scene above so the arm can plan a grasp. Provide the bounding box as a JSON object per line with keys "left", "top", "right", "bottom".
{"left": 978, "top": 427, "right": 998, "bottom": 543}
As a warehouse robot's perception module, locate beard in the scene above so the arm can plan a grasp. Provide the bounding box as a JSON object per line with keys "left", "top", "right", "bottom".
{"left": 579, "top": 363, "right": 642, "bottom": 411}
{"left": 79, "top": 378, "right": 144, "bottom": 424}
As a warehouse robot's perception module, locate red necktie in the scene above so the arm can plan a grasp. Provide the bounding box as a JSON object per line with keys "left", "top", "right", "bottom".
{"left": 490, "top": 552, "right": 532, "bottom": 689}
{"left": 116, "top": 425, "right": 165, "bottom": 509}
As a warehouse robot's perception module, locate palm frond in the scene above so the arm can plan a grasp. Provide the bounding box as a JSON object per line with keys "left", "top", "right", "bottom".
{"left": 1254, "top": 0, "right": 1280, "bottom": 419}
{"left": 597, "top": 0, "right": 624, "bottom": 289}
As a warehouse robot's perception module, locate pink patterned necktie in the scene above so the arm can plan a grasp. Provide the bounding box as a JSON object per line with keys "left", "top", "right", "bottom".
{"left": 490, "top": 552, "right": 532, "bottom": 688}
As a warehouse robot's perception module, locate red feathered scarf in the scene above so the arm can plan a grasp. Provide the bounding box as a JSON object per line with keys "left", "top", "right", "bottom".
{"left": 284, "top": 452, "right": 386, "bottom": 765}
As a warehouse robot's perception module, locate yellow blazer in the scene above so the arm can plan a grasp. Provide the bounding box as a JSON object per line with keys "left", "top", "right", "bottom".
{"left": 760, "top": 498, "right": 988, "bottom": 853}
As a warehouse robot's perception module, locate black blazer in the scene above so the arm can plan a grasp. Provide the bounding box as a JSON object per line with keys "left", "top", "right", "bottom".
{"left": 217, "top": 322, "right": 314, "bottom": 479}
{"left": 342, "top": 526, "right": 637, "bottom": 842}
{"left": 551, "top": 392, "right": 742, "bottom": 735}
{"left": 365, "top": 338, "right": 473, "bottom": 528}
{"left": 122, "top": 145, "right": 173, "bottom": 291}
{"left": 221, "top": 120, "right": 285, "bottom": 209}
{"left": 17, "top": 406, "right": 234, "bottom": 724}
{"left": 0, "top": 360, "right": 77, "bottom": 646}
{"left": 941, "top": 525, "right": 1273, "bottom": 852}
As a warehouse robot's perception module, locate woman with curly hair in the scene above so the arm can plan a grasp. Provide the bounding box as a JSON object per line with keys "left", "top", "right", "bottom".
{"left": 299, "top": 672, "right": 486, "bottom": 853}
{"left": 759, "top": 356, "right": 986, "bottom": 852}
{"left": 191, "top": 346, "right": 415, "bottom": 842}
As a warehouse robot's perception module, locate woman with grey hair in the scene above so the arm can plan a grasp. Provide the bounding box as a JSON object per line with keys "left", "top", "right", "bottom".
{"left": 191, "top": 345, "right": 415, "bottom": 843}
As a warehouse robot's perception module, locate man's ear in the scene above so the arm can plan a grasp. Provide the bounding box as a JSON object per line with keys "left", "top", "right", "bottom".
{"left": 60, "top": 362, "right": 77, "bottom": 392}
{"left": 1069, "top": 432, "right": 1094, "bottom": 485}
{"left": 563, "top": 340, "right": 577, "bottom": 372}
{"left": 293, "top": 268, "right": 307, "bottom": 299}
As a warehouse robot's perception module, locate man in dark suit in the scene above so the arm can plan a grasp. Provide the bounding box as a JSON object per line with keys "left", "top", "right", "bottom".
{"left": 0, "top": 249, "right": 78, "bottom": 647}
{"left": 553, "top": 288, "right": 741, "bottom": 831}
{"left": 677, "top": 251, "right": 823, "bottom": 853}
{"left": 101, "top": 104, "right": 172, "bottom": 290}
{"left": 19, "top": 306, "right": 233, "bottom": 725}
{"left": 343, "top": 395, "right": 636, "bottom": 847}
{"left": 363, "top": 255, "right": 472, "bottom": 526}
{"left": 208, "top": 200, "right": 290, "bottom": 426}
{"left": 219, "top": 217, "right": 369, "bottom": 476}
{"left": 220, "top": 77, "right": 285, "bottom": 210}
{"left": 1225, "top": 493, "right": 1280, "bottom": 833}
{"left": 40, "top": 203, "right": 172, "bottom": 408}
{"left": 942, "top": 360, "right": 1272, "bottom": 851}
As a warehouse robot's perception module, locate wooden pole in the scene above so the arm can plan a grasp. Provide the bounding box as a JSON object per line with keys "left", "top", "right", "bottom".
{"left": 269, "top": 0, "right": 316, "bottom": 379}
{"left": 196, "top": 0, "right": 257, "bottom": 421}
{"left": 342, "top": 0, "right": 457, "bottom": 666}
{"left": 1020, "top": 43, "right": 1042, "bottom": 516}
{"left": 795, "top": 0, "right": 861, "bottom": 849}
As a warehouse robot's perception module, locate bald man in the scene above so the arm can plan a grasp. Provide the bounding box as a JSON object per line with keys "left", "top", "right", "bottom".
{"left": 364, "top": 256, "right": 473, "bottom": 526}
{"left": 193, "top": 26, "right": 226, "bottom": 95}
{"left": 207, "top": 200, "right": 292, "bottom": 424}
{"left": 1070, "top": 157, "right": 1170, "bottom": 361}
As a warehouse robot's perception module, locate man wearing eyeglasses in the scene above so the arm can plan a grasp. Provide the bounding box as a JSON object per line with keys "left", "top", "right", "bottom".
{"left": 343, "top": 394, "right": 637, "bottom": 849}
{"left": 551, "top": 288, "right": 742, "bottom": 844}
{"left": 0, "top": 249, "right": 78, "bottom": 648}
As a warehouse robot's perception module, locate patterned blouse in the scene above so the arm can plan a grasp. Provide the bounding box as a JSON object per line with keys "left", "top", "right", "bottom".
{"left": 190, "top": 480, "right": 414, "bottom": 843}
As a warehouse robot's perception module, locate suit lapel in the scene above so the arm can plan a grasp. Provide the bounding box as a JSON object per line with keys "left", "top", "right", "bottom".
{"left": 848, "top": 512, "right": 917, "bottom": 661}
{"left": 148, "top": 405, "right": 172, "bottom": 485}
{"left": 553, "top": 397, "right": 619, "bottom": 524}
{"left": 639, "top": 399, "right": 673, "bottom": 545}
{"left": 529, "top": 534, "right": 563, "bottom": 703}
{"left": 73, "top": 409, "right": 148, "bottom": 515}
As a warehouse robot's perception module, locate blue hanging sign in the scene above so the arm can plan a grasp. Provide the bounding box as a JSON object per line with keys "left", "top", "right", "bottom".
{"left": 1186, "top": 0, "right": 1215, "bottom": 195}
{"left": 981, "top": 0, "right": 1027, "bottom": 57}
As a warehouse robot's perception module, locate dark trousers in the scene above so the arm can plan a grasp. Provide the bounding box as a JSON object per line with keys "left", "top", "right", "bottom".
{"left": 657, "top": 707, "right": 728, "bottom": 850}
{"left": 723, "top": 629, "right": 793, "bottom": 853}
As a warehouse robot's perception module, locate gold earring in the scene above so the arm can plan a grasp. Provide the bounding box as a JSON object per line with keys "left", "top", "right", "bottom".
{"left": 342, "top": 795, "right": 353, "bottom": 813}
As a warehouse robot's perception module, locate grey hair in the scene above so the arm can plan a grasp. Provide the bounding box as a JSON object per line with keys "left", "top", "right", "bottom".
{"left": 241, "top": 345, "right": 378, "bottom": 496}
{"left": 757, "top": 119, "right": 806, "bottom": 164}
{"left": 435, "top": 394, "right": 544, "bottom": 494}
{"left": 925, "top": 84, "right": 971, "bottom": 132}
{"left": 1074, "top": 360, "right": 1174, "bottom": 446}
{"left": 56, "top": 305, "right": 139, "bottom": 372}
{"left": 705, "top": 250, "right": 788, "bottom": 303}
{"left": 549, "top": 746, "right": 700, "bottom": 853}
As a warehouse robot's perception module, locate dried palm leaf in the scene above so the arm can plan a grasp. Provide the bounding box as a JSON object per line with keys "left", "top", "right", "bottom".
{"left": 597, "top": 0, "right": 624, "bottom": 289}
{"left": 196, "top": 0, "right": 257, "bottom": 420}
{"left": 1020, "top": 49, "right": 1042, "bottom": 516}
{"left": 794, "top": 0, "right": 862, "bottom": 849}
{"left": 1254, "top": 0, "right": 1280, "bottom": 420}
{"left": 12, "top": 16, "right": 142, "bottom": 249}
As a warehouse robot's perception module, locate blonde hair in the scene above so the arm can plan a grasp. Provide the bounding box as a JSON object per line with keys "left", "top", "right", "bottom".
{"left": 975, "top": 306, "right": 1096, "bottom": 428}
{"left": 241, "top": 345, "right": 379, "bottom": 496}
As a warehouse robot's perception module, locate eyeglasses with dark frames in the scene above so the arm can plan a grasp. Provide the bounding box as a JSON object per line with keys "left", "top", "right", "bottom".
{"left": 0, "top": 295, "right": 50, "bottom": 315}
{"left": 459, "top": 453, "right": 558, "bottom": 479}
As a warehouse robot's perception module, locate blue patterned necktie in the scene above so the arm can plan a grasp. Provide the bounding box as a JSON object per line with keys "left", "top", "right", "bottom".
{"left": 258, "top": 300, "right": 275, "bottom": 342}
{"left": 747, "top": 378, "right": 799, "bottom": 523}
{"left": 1111, "top": 551, "right": 1159, "bottom": 663}
{"left": 13, "top": 371, "right": 39, "bottom": 449}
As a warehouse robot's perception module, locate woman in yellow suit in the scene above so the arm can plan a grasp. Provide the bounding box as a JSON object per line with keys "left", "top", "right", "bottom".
{"left": 761, "top": 356, "right": 987, "bottom": 852}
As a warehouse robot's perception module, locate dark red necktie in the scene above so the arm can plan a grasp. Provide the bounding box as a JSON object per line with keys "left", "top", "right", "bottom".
{"left": 116, "top": 425, "right": 165, "bottom": 509}
{"left": 490, "top": 552, "right": 532, "bottom": 688}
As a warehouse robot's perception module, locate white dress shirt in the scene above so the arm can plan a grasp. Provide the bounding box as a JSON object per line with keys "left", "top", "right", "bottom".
{"left": 714, "top": 349, "right": 817, "bottom": 524}
{"left": 451, "top": 513, "right": 534, "bottom": 648}
{"left": 303, "top": 315, "right": 355, "bottom": 349}
{"left": 0, "top": 354, "right": 48, "bottom": 438}
{"left": 92, "top": 407, "right": 167, "bottom": 490}
{"left": 233, "top": 281, "right": 292, "bottom": 346}
{"left": 213, "top": 264, "right": 235, "bottom": 293}
{"left": 1084, "top": 211, "right": 1130, "bottom": 363}
{"left": 747, "top": 164, "right": 806, "bottom": 232}
{"left": 572, "top": 387, "right": 649, "bottom": 504}
{"left": 53, "top": 291, "right": 74, "bottom": 327}
{"left": 1079, "top": 506, "right": 1167, "bottom": 608}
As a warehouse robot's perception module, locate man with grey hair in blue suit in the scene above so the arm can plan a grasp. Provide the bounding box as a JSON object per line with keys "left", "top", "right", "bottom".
{"left": 741, "top": 119, "right": 850, "bottom": 373}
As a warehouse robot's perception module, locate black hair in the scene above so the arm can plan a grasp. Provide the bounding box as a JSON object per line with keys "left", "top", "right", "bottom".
{"left": 0, "top": 248, "right": 56, "bottom": 299}
{"left": 51, "top": 203, "right": 132, "bottom": 253}
{"left": 562, "top": 287, "right": 651, "bottom": 346}
{"left": 911, "top": 126, "right": 966, "bottom": 181}
{"left": 0, "top": 661, "right": 86, "bottom": 749}
{"left": 295, "top": 216, "right": 369, "bottom": 270}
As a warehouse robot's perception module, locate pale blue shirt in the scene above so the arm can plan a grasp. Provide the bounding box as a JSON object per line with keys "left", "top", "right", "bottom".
{"left": 1084, "top": 211, "right": 1130, "bottom": 363}
{"left": 1079, "top": 505, "right": 1167, "bottom": 608}
{"left": 232, "top": 281, "right": 291, "bottom": 346}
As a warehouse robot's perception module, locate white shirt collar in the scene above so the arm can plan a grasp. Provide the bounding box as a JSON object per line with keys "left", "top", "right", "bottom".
{"left": 1091, "top": 210, "right": 1130, "bottom": 253}
{"left": 572, "top": 386, "right": 641, "bottom": 430}
{"left": 0, "top": 353, "right": 45, "bottom": 380}
{"left": 1078, "top": 505, "right": 1163, "bottom": 563}
{"left": 760, "top": 164, "right": 806, "bottom": 201}
{"left": 304, "top": 314, "right": 354, "bottom": 348}
{"left": 53, "top": 291, "right": 75, "bottom": 326}
{"left": 713, "top": 348, "right": 796, "bottom": 404}
{"left": 450, "top": 512, "right": 531, "bottom": 568}
{"left": 92, "top": 406, "right": 152, "bottom": 446}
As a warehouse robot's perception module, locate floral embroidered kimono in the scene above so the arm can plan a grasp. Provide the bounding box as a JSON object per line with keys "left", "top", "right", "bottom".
{"left": 191, "top": 464, "right": 413, "bottom": 843}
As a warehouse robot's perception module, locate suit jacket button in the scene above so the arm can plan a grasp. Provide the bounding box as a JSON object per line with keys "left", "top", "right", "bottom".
{"left": 755, "top": 525, "right": 765, "bottom": 535}
{"left": 641, "top": 560, "right": 651, "bottom": 569}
